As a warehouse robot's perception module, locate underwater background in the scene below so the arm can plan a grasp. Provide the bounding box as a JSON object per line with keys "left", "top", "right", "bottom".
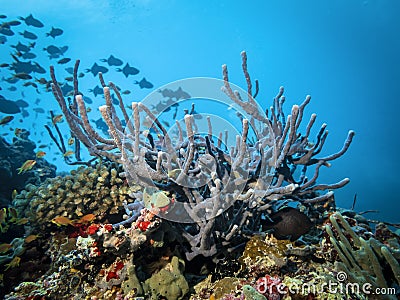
{"left": 1, "top": 0, "right": 399, "bottom": 223}
{"left": 1, "top": 1, "right": 400, "bottom": 299}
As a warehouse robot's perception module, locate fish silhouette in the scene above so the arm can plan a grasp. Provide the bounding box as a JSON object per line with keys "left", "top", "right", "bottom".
{"left": 19, "top": 30, "right": 38, "bottom": 40}
{"left": 111, "top": 94, "right": 119, "bottom": 105}
{"left": 83, "top": 96, "right": 93, "bottom": 104}
{"left": 21, "top": 108, "right": 29, "bottom": 117}
{"left": 19, "top": 14, "right": 44, "bottom": 28}
{"left": 158, "top": 87, "right": 191, "bottom": 100}
{"left": 57, "top": 57, "right": 71, "bottom": 64}
{"left": 15, "top": 99, "right": 29, "bottom": 108}
{"left": 0, "top": 96, "right": 21, "bottom": 114}
{"left": 101, "top": 55, "right": 123, "bottom": 66}
{"left": 43, "top": 45, "right": 68, "bottom": 58}
{"left": 33, "top": 107, "right": 45, "bottom": 113}
{"left": 88, "top": 85, "right": 103, "bottom": 97}
{"left": 43, "top": 45, "right": 61, "bottom": 55}
{"left": 2, "top": 20, "right": 21, "bottom": 27}
{"left": 85, "top": 63, "right": 108, "bottom": 76}
{"left": 134, "top": 77, "right": 153, "bottom": 89}
{"left": 65, "top": 67, "right": 74, "bottom": 74}
{"left": 60, "top": 83, "right": 73, "bottom": 96}
{"left": 13, "top": 72, "right": 32, "bottom": 80}
{"left": 117, "top": 63, "right": 139, "bottom": 78}
{"left": 10, "top": 57, "right": 37, "bottom": 74}
{"left": 32, "top": 62, "right": 46, "bottom": 74}
{"left": 262, "top": 207, "right": 313, "bottom": 241}
{"left": 11, "top": 42, "right": 31, "bottom": 53}
{"left": 21, "top": 52, "right": 37, "bottom": 59}
{"left": 46, "top": 27, "right": 63, "bottom": 38}
{"left": 0, "top": 26, "right": 14, "bottom": 36}
{"left": 93, "top": 118, "right": 109, "bottom": 135}
{"left": 2, "top": 76, "right": 18, "bottom": 84}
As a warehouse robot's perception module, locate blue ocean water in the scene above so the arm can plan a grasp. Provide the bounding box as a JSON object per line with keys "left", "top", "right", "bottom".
{"left": 1, "top": 0, "right": 399, "bottom": 223}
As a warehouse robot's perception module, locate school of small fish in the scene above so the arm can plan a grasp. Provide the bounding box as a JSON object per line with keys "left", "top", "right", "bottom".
{"left": 0, "top": 13, "right": 154, "bottom": 165}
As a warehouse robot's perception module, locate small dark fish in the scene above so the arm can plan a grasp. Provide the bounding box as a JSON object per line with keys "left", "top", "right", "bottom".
{"left": 174, "top": 87, "right": 191, "bottom": 100}
{"left": 0, "top": 63, "right": 9, "bottom": 68}
{"left": 10, "top": 60, "right": 35, "bottom": 74}
{"left": 88, "top": 85, "right": 103, "bottom": 97}
{"left": 58, "top": 57, "right": 71, "bottom": 64}
{"left": 21, "top": 108, "right": 29, "bottom": 117}
{"left": 262, "top": 207, "right": 313, "bottom": 241}
{"left": 23, "top": 81, "right": 38, "bottom": 88}
{"left": 21, "top": 52, "right": 37, "bottom": 59}
{"left": 0, "top": 35, "right": 7, "bottom": 44}
{"left": 43, "top": 45, "right": 61, "bottom": 55}
{"left": 60, "top": 83, "right": 73, "bottom": 96}
{"left": 48, "top": 53, "right": 61, "bottom": 59}
{"left": 2, "top": 76, "right": 19, "bottom": 84}
{"left": 158, "top": 88, "right": 175, "bottom": 98}
{"left": 100, "top": 55, "right": 123, "bottom": 66}
{"left": 8, "top": 86, "right": 17, "bottom": 92}
{"left": 121, "top": 90, "right": 131, "bottom": 95}
{"left": 83, "top": 96, "right": 93, "bottom": 104}
{"left": 134, "top": 77, "right": 153, "bottom": 89}
{"left": 0, "top": 115, "right": 14, "bottom": 125}
{"left": 13, "top": 72, "right": 32, "bottom": 80}
{"left": 11, "top": 41, "right": 31, "bottom": 52}
{"left": 85, "top": 63, "right": 108, "bottom": 76}
{"left": 93, "top": 118, "right": 109, "bottom": 135}
{"left": 65, "top": 67, "right": 74, "bottom": 74}
{"left": 35, "top": 77, "right": 48, "bottom": 85}
{"left": 33, "top": 62, "right": 46, "bottom": 74}
{"left": 0, "top": 15, "right": 7, "bottom": 19}
{"left": 78, "top": 72, "right": 85, "bottom": 78}
{"left": 111, "top": 94, "right": 119, "bottom": 105}
{"left": 59, "top": 45, "right": 68, "bottom": 54}
{"left": 19, "top": 14, "right": 44, "bottom": 28}
{"left": 15, "top": 99, "right": 29, "bottom": 108}
{"left": 0, "top": 98, "right": 21, "bottom": 114}
{"left": 6, "top": 20, "right": 21, "bottom": 26}
{"left": 19, "top": 30, "right": 37, "bottom": 40}
{"left": 0, "top": 26, "right": 14, "bottom": 36}
{"left": 117, "top": 63, "right": 139, "bottom": 78}
{"left": 64, "top": 76, "right": 73, "bottom": 82}
{"left": 46, "top": 27, "right": 63, "bottom": 38}
{"left": 33, "top": 107, "right": 45, "bottom": 113}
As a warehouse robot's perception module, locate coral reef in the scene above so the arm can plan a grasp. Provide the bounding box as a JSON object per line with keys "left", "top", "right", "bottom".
{"left": 47, "top": 52, "right": 354, "bottom": 261}
{"left": 13, "top": 161, "right": 141, "bottom": 227}
{"left": 324, "top": 211, "right": 400, "bottom": 298}
{"left": 142, "top": 256, "right": 189, "bottom": 300}
{"left": 5, "top": 52, "right": 396, "bottom": 300}
{"left": 0, "top": 130, "right": 56, "bottom": 207}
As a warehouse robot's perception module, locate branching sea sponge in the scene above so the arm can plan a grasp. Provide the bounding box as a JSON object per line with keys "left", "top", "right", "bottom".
{"left": 48, "top": 52, "right": 355, "bottom": 260}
